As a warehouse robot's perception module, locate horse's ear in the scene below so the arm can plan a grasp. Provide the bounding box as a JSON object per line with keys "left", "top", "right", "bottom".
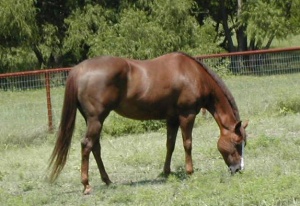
{"left": 234, "top": 121, "right": 242, "bottom": 133}
{"left": 243, "top": 120, "right": 249, "bottom": 129}
{"left": 234, "top": 120, "right": 248, "bottom": 132}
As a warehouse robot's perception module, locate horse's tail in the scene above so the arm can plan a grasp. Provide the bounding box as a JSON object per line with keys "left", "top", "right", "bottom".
{"left": 48, "top": 70, "right": 78, "bottom": 182}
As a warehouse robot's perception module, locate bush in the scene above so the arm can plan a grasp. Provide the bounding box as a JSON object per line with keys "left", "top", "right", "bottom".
{"left": 103, "top": 112, "right": 165, "bottom": 137}
{"left": 278, "top": 97, "right": 300, "bottom": 115}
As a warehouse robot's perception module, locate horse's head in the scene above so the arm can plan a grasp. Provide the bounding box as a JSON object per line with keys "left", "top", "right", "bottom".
{"left": 218, "top": 121, "right": 248, "bottom": 174}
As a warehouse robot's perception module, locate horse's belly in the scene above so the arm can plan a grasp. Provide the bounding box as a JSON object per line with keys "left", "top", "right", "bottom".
{"left": 114, "top": 102, "right": 169, "bottom": 120}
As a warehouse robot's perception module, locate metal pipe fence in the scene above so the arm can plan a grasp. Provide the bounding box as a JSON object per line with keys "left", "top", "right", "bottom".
{"left": 196, "top": 47, "right": 300, "bottom": 76}
{"left": 0, "top": 47, "right": 300, "bottom": 138}
{"left": 0, "top": 68, "right": 70, "bottom": 137}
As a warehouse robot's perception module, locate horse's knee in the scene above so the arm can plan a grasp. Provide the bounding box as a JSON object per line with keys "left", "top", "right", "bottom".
{"left": 183, "top": 139, "right": 192, "bottom": 151}
{"left": 81, "top": 138, "right": 88, "bottom": 147}
{"left": 81, "top": 138, "right": 93, "bottom": 149}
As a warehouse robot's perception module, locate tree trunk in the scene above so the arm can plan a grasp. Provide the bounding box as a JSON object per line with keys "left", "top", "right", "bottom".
{"left": 264, "top": 35, "right": 275, "bottom": 49}
{"left": 32, "top": 45, "right": 45, "bottom": 68}
{"left": 220, "top": 0, "right": 235, "bottom": 52}
{"left": 236, "top": 0, "right": 247, "bottom": 51}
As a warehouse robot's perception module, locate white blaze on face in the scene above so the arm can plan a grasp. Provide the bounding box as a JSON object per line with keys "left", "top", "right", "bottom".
{"left": 241, "top": 140, "right": 245, "bottom": 170}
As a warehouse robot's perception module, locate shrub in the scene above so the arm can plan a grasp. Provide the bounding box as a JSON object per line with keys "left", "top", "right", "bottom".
{"left": 278, "top": 97, "right": 300, "bottom": 115}
{"left": 103, "top": 112, "right": 165, "bottom": 137}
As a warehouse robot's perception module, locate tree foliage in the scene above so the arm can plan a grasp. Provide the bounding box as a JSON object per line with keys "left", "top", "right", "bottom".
{"left": 64, "top": 0, "right": 221, "bottom": 61}
{"left": 241, "top": 0, "right": 299, "bottom": 49}
{"left": 0, "top": 0, "right": 37, "bottom": 72}
{"left": 0, "top": 0, "right": 299, "bottom": 73}
{"left": 195, "top": 0, "right": 300, "bottom": 51}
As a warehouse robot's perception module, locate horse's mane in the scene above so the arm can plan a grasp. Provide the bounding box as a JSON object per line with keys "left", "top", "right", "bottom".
{"left": 177, "top": 52, "right": 240, "bottom": 121}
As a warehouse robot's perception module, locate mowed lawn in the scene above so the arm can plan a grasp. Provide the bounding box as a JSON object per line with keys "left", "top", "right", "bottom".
{"left": 1, "top": 74, "right": 300, "bottom": 205}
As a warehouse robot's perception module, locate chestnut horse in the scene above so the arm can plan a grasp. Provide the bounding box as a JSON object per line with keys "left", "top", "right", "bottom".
{"left": 49, "top": 52, "right": 248, "bottom": 194}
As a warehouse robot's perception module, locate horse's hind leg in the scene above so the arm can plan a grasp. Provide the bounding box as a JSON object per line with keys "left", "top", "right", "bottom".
{"left": 92, "top": 137, "right": 112, "bottom": 185}
{"left": 81, "top": 116, "right": 111, "bottom": 195}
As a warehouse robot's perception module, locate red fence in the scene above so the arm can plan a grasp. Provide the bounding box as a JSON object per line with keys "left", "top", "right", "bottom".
{"left": 196, "top": 47, "right": 300, "bottom": 76}
{"left": 1, "top": 47, "right": 300, "bottom": 135}
{"left": 0, "top": 68, "right": 70, "bottom": 134}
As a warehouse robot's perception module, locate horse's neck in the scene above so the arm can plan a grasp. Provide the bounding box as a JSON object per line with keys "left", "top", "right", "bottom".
{"left": 207, "top": 92, "right": 238, "bottom": 131}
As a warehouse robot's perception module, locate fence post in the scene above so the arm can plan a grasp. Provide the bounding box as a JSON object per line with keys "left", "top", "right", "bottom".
{"left": 45, "top": 72, "right": 54, "bottom": 132}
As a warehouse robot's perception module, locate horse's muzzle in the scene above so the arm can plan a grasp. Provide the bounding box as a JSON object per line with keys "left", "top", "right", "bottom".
{"left": 229, "top": 164, "right": 242, "bottom": 175}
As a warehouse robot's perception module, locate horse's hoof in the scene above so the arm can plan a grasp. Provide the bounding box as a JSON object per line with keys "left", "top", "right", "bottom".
{"left": 83, "top": 185, "right": 92, "bottom": 195}
{"left": 103, "top": 178, "right": 112, "bottom": 186}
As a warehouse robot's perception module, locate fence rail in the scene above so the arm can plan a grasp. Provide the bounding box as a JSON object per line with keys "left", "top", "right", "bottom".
{"left": 1, "top": 47, "right": 300, "bottom": 134}
{"left": 196, "top": 46, "right": 300, "bottom": 75}
{"left": 0, "top": 68, "right": 70, "bottom": 133}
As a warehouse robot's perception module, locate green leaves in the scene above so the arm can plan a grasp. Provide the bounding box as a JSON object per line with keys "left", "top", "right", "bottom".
{"left": 1, "top": 0, "right": 300, "bottom": 73}
{"left": 0, "top": 0, "right": 37, "bottom": 47}
{"left": 63, "top": 4, "right": 110, "bottom": 60}
{"left": 241, "top": 0, "right": 299, "bottom": 49}
{"left": 63, "top": 0, "right": 221, "bottom": 60}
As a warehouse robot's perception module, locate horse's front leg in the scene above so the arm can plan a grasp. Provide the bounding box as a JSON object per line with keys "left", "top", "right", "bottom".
{"left": 163, "top": 118, "right": 179, "bottom": 175}
{"left": 179, "top": 113, "right": 196, "bottom": 174}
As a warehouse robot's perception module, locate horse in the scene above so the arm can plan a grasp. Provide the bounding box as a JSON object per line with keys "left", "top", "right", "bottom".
{"left": 48, "top": 52, "right": 248, "bottom": 194}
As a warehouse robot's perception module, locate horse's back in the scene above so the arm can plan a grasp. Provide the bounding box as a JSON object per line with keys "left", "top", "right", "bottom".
{"left": 115, "top": 53, "right": 204, "bottom": 119}
{"left": 71, "top": 53, "right": 205, "bottom": 120}
{"left": 72, "top": 52, "right": 196, "bottom": 77}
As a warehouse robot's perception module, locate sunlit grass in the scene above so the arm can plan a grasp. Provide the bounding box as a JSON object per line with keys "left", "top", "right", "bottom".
{"left": 1, "top": 116, "right": 300, "bottom": 205}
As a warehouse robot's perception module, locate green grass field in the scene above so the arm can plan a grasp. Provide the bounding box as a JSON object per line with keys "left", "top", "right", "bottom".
{"left": 271, "top": 34, "right": 300, "bottom": 48}
{"left": 1, "top": 73, "right": 300, "bottom": 205}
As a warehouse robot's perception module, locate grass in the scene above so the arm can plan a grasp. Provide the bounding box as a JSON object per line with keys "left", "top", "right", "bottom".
{"left": 0, "top": 90, "right": 49, "bottom": 146}
{"left": 1, "top": 73, "right": 300, "bottom": 205}
{"left": 1, "top": 118, "right": 300, "bottom": 205}
{"left": 272, "top": 34, "right": 300, "bottom": 48}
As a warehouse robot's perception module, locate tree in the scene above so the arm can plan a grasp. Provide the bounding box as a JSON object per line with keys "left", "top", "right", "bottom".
{"left": 63, "top": 0, "right": 222, "bottom": 61}
{"left": 0, "top": 0, "right": 38, "bottom": 72}
{"left": 195, "top": 0, "right": 300, "bottom": 52}
{"left": 241, "top": 0, "right": 299, "bottom": 50}
{"left": 1, "top": 0, "right": 300, "bottom": 73}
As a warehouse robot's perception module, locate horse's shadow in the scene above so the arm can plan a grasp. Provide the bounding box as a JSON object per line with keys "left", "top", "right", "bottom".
{"left": 122, "top": 178, "right": 167, "bottom": 187}
{"left": 121, "top": 166, "right": 191, "bottom": 187}
{"left": 50, "top": 167, "right": 192, "bottom": 195}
